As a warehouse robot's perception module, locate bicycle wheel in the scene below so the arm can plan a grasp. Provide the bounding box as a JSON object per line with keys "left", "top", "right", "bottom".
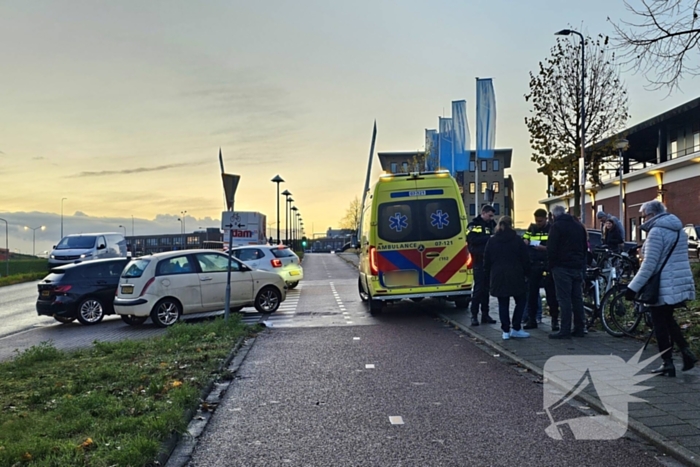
{"left": 608, "top": 290, "right": 644, "bottom": 337}
{"left": 600, "top": 286, "right": 626, "bottom": 337}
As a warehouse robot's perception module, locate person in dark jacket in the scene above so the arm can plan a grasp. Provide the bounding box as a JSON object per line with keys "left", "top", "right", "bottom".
{"left": 547, "top": 205, "right": 588, "bottom": 339}
{"left": 484, "top": 216, "right": 532, "bottom": 340}
{"left": 602, "top": 219, "right": 624, "bottom": 253}
{"left": 522, "top": 209, "right": 560, "bottom": 331}
{"left": 467, "top": 205, "right": 497, "bottom": 326}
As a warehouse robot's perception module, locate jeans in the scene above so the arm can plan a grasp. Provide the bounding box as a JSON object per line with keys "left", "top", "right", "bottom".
{"left": 650, "top": 304, "right": 689, "bottom": 360}
{"left": 524, "top": 265, "right": 559, "bottom": 324}
{"left": 470, "top": 264, "right": 490, "bottom": 319}
{"left": 552, "top": 267, "right": 585, "bottom": 335}
{"left": 498, "top": 295, "right": 526, "bottom": 333}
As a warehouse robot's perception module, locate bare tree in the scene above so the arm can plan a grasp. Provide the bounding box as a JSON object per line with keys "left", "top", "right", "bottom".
{"left": 339, "top": 196, "right": 362, "bottom": 232}
{"left": 611, "top": 0, "right": 700, "bottom": 90}
{"left": 525, "top": 35, "right": 630, "bottom": 216}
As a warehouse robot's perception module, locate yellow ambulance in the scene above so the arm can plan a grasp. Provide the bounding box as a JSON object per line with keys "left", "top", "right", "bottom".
{"left": 358, "top": 171, "right": 473, "bottom": 314}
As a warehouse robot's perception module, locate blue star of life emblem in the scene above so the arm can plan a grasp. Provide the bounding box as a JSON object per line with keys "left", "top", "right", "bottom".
{"left": 430, "top": 210, "right": 449, "bottom": 229}
{"left": 389, "top": 212, "right": 408, "bottom": 232}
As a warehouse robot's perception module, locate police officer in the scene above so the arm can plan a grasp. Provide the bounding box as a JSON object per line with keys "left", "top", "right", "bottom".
{"left": 467, "top": 204, "right": 497, "bottom": 326}
{"left": 523, "top": 209, "right": 560, "bottom": 331}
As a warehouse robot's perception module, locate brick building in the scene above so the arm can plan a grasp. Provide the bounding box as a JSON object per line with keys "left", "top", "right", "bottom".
{"left": 540, "top": 96, "right": 700, "bottom": 242}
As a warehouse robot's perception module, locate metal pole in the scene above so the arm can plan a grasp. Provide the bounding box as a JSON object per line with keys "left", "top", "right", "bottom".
{"left": 619, "top": 148, "right": 624, "bottom": 235}
{"left": 285, "top": 198, "right": 289, "bottom": 245}
{"left": 61, "top": 198, "right": 67, "bottom": 238}
{"left": 0, "top": 218, "right": 8, "bottom": 277}
{"left": 276, "top": 184, "right": 281, "bottom": 244}
{"left": 574, "top": 31, "right": 586, "bottom": 225}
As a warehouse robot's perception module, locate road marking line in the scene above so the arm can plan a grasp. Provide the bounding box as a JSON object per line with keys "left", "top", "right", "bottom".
{"left": 353, "top": 337, "right": 360, "bottom": 340}
{"left": 389, "top": 416, "right": 404, "bottom": 425}
{"left": 365, "top": 364, "right": 375, "bottom": 369}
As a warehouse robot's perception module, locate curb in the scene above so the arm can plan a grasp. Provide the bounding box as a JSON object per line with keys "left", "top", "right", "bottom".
{"left": 335, "top": 253, "right": 359, "bottom": 270}
{"left": 162, "top": 334, "right": 259, "bottom": 467}
{"left": 439, "top": 313, "right": 700, "bottom": 467}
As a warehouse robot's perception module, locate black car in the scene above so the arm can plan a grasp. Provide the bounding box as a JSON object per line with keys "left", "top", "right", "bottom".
{"left": 36, "top": 258, "right": 130, "bottom": 325}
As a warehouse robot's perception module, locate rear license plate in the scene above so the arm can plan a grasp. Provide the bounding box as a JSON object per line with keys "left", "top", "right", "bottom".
{"left": 41, "top": 290, "right": 50, "bottom": 298}
{"left": 289, "top": 270, "right": 300, "bottom": 276}
{"left": 121, "top": 285, "right": 134, "bottom": 294}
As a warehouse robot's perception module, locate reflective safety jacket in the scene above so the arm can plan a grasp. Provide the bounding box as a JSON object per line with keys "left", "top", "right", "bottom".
{"left": 467, "top": 215, "right": 496, "bottom": 265}
{"left": 523, "top": 222, "right": 551, "bottom": 264}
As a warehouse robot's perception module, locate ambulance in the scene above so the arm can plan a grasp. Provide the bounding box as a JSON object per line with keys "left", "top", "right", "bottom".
{"left": 358, "top": 171, "right": 473, "bottom": 314}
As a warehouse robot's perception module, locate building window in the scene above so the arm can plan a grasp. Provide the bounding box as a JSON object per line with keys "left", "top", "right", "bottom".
{"left": 469, "top": 204, "right": 476, "bottom": 216}
{"left": 630, "top": 218, "right": 637, "bottom": 242}
{"left": 670, "top": 138, "right": 678, "bottom": 159}
{"left": 390, "top": 162, "right": 398, "bottom": 173}
{"left": 481, "top": 160, "right": 488, "bottom": 172}
{"left": 492, "top": 182, "right": 500, "bottom": 193}
{"left": 469, "top": 160, "right": 475, "bottom": 172}
{"left": 161, "top": 237, "right": 171, "bottom": 245}
{"left": 469, "top": 182, "right": 476, "bottom": 194}
{"left": 146, "top": 238, "right": 158, "bottom": 247}
{"left": 493, "top": 159, "right": 500, "bottom": 171}
{"left": 480, "top": 182, "right": 488, "bottom": 193}
{"left": 401, "top": 162, "right": 408, "bottom": 173}
{"left": 493, "top": 203, "right": 500, "bottom": 215}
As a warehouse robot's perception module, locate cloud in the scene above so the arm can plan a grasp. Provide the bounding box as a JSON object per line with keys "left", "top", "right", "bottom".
{"left": 74, "top": 211, "right": 89, "bottom": 217}
{"left": 73, "top": 161, "right": 200, "bottom": 178}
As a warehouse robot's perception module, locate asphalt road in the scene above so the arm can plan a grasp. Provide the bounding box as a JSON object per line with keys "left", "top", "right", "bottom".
{"left": 187, "top": 254, "right": 675, "bottom": 467}
{"left": 0, "top": 280, "right": 57, "bottom": 338}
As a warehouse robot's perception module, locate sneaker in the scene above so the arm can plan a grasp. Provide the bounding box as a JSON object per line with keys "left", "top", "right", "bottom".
{"left": 510, "top": 329, "right": 530, "bottom": 338}
{"left": 502, "top": 332, "right": 511, "bottom": 340}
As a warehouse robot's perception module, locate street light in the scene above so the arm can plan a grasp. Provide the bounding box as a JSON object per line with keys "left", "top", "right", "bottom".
{"left": 555, "top": 28, "right": 586, "bottom": 224}
{"left": 281, "top": 190, "right": 291, "bottom": 245}
{"left": 61, "top": 198, "right": 67, "bottom": 238}
{"left": 616, "top": 139, "right": 630, "bottom": 236}
{"left": 291, "top": 206, "right": 298, "bottom": 250}
{"left": 0, "top": 217, "right": 8, "bottom": 277}
{"left": 180, "top": 210, "right": 187, "bottom": 248}
{"left": 271, "top": 175, "right": 284, "bottom": 244}
{"left": 24, "top": 225, "right": 46, "bottom": 257}
{"left": 118, "top": 225, "right": 127, "bottom": 236}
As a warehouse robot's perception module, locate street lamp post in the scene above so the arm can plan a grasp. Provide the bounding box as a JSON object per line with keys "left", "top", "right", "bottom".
{"left": 0, "top": 217, "right": 8, "bottom": 277}
{"left": 616, "top": 139, "right": 630, "bottom": 237}
{"left": 291, "top": 206, "right": 298, "bottom": 250}
{"left": 118, "top": 225, "right": 127, "bottom": 237}
{"left": 271, "top": 175, "right": 284, "bottom": 244}
{"left": 61, "top": 198, "right": 67, "bottom": 238}
{"left": 180, "top": 210, "right": 187, "bottom": 248}
{"left": 281, "top": 190, "right": 291, "bottom": 245}
{"left": 24, "top": 225, "right": 46, "bottom": 257}
{"left": 555, "top": 28, "right": 586, "bottom": 224}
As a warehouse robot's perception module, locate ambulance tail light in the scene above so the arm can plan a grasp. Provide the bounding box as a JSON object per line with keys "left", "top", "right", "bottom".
{"left": 466, "top": 250, "right": 473, "bottom": 269}
{"left": 369, "top": 246, "right": 379, "bottom": 275}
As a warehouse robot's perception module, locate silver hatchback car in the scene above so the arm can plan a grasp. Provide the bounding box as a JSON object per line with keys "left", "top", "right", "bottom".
{"left": 231, "top": 245, "right": 303, "bottom": 289}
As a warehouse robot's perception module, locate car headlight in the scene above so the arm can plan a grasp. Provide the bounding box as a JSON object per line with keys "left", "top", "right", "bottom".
{"left": 80, "top": 253, "right": 92, "bottom": 259}
{"left": 50, "top": 255, "right": 55, "bottom": 259}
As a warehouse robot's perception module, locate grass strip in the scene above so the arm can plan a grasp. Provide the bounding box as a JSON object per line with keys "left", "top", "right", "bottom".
{"left": 0, "top": 271, "right": 45, "bottom": 287}
{"left": 0, "top": 317, "right": 256, "bottom": 467}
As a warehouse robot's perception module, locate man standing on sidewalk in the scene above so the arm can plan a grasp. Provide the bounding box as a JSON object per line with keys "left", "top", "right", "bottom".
{"left": 547, "top": 205, "right": 588, "bottom": 339}
{"left": 467, "top": 205, "right": 497, "bottom": 326}
{"left": 522, "top": 209, "right": 560, "bottom": 331}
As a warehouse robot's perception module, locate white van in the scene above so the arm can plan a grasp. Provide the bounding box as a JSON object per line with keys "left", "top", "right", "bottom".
{"left": 49, "top": 233, "right": 128, "bottom": 268}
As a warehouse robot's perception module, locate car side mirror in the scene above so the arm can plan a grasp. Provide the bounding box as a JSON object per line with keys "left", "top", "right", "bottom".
{"left": 52, "top": 245, "right": 56, "bottom": 249}
{"left": 97, "top": 243, "right": 106, "bottom": 250}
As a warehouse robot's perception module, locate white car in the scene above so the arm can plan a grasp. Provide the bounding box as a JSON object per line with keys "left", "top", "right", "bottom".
{"left": 231, "top": 245, "right": 303, "bottom": 288}
{"left": 113, "top": 249, "right": 287, "bottom": 327}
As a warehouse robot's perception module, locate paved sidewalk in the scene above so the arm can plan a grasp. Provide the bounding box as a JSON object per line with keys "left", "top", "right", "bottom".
{"left": 337, "top": 252, "right": 700, "bottom": 466}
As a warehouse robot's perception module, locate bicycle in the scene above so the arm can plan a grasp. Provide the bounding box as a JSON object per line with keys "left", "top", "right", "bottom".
{"left": 604, "top": 291, "right": 656, "bottom": 349}
{"left": 582, "top": 266, "right": 627, "bottom": 337}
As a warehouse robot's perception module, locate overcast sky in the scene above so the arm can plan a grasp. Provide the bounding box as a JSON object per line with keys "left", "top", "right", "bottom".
{"left": 1, "top": 0, "right": 697, "bottom": 255}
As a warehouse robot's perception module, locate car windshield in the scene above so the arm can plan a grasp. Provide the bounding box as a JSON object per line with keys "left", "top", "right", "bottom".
{"left": 56, "top": 236, "right": 96, "bottom": 250}
{"left": 122, "top": 259, "right": 150, "bottom": 278}
{"left": 271, "top": 248, "right": 296, "bottom": 258}
{"left": 378, "top": 198, "right": 461, "bottom": 242}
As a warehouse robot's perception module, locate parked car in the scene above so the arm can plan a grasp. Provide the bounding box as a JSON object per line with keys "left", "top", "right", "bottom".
{"left": 230, "top": 245, "right": 303, "bottom": 289}
{"left": 36, "top": 258, "right": 130, "bottom": 325}
{"left": 587, "top": 229, "right": 637, "bottom": 253}
{"left": 49, "top": 232, "right": 127, "bottom": 268}
{"left": 113, "top": 249, "right": 287, "bottom": 327}
{"left": 684, "top": 224, "right": 700, "bottom": 258}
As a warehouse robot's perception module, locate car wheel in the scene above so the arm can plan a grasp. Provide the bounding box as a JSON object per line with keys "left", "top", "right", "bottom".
{"left": 150, "top": 298, "right": 182, "bottom": 327}
{"left": 121, "top": 314, "right": 149, "bottom": 326}
{"left": 76, "top": 297, "right": 106, "bottom": 325}
{"left": 369, "top": 299, "right": 383, "bottom": 315}
{"left": 287, "top": 281, "right": 299, "bottom": 289}
{"left": 255, "top": 286, "right": 281, "bottom": 313}
{"left": 358, "top": 277, "right": 369, "bottom": 302}
{"left": 454, "top": 297, "right": 470, "bottom": 309}
{"left": 53, "top": 315, "right": 76, "bottom": 324}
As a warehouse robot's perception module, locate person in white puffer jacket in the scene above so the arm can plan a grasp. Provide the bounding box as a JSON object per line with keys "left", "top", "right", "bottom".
{"left": 626, "top": 200, "right": 697, "bottom": 377}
